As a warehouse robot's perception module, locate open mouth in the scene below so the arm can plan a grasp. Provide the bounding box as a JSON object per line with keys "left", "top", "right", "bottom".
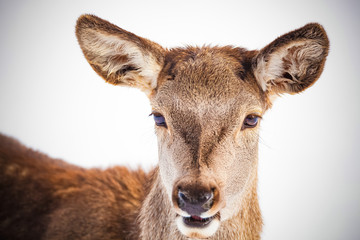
{"left": 182, "top": 214, "right": 216, "bottom": 228}
{"left": 176, "top": 213, "right": 221, "bottom": 238}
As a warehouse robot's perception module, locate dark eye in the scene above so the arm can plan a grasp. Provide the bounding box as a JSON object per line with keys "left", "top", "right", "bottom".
{"left": 153, "top": 113, "right": 167, "bottom": 128}
{"left": 242, "top": 115, "right": 260, "bottom": 130}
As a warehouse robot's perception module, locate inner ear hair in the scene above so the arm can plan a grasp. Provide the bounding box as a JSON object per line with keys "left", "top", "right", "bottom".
{"left": 253, "top": 23, "right": 329, "bottom": 96}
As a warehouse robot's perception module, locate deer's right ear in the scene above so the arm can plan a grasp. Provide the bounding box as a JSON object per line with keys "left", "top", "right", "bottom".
{"left": 76, "top": 14, "right": 165, "bottom": 95}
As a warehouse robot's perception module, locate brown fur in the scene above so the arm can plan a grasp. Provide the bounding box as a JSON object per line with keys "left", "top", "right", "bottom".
{"left": 0, "top": 15, "right": 329, "bottom": 240}
{"left": 0, "top": 134, "right": 148, "bottom": 239}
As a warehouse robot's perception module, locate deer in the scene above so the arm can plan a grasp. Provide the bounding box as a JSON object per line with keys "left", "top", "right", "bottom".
{"left": 0, "top": 14, "right": 329, "bottom": 240}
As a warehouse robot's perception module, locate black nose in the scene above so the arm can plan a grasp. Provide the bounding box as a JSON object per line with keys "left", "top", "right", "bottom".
{"left": 177, "top": 189, "right": 214, "bottom": 216}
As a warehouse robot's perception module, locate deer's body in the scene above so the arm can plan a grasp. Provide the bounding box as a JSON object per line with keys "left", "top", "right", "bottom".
{"left": 0, "top": 134, "right": 148, "bottom": 239}
{"left": 0, "top": 15, "right": 328, "bottom": 240}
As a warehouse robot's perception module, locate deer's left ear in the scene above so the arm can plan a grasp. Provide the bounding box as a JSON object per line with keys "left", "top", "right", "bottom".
{"left": 253, "top": 23, "right": 329, "bottom": 99}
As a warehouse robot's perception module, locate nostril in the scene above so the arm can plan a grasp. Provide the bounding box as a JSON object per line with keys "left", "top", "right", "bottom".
{"left": 178, "top": 190, "right": 188, "bottom": 209}
{"left": 178, "top": 191, "right": 188, "bottom": 201}
{"left": 201, "top": 191, "right": 214, "bottom": 211}
{"left": 201, "top": 191, "right": 213, "bottom": 202}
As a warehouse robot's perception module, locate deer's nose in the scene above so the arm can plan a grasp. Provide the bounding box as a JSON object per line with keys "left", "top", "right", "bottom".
{"left": 177, "top": 189, "right": 214, "bottom": 216}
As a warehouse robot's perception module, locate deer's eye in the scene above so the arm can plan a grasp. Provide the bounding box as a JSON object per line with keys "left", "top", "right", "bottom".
{"left": 242, "top": 115, "right": 260, "bottom": 130}
{"left": 153, "top": 113, "right": 167, "bottom": 128}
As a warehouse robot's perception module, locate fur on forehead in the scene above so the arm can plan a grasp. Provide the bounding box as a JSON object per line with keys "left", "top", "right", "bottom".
{"left": 160, "top": 46, "right": 248, "bottom": 83}
{"left": 155, "top": 46, "right": 265, "bottom": 106}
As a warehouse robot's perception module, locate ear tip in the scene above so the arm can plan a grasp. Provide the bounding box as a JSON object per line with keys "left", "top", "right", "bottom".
{"left": 76, "top": 14, "right": 93, "bottom": 35}
{"left": 76, "top": 14, "right": 106, "bottom": 34}
{"left": 77, "top": 14, "right": 98, "bottom": 24}
{"left": 304, "top": 22, "right": 324, "bottom": 29}
{"left": 302, "top": 22, "right": 330, "bottom": 47}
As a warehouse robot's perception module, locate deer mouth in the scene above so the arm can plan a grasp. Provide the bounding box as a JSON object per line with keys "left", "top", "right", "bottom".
{"left": 176, "top": 213, "right": 220, "bottom": 239}
{"left": 183, "top": 215, "right": 215, "bottom": 228}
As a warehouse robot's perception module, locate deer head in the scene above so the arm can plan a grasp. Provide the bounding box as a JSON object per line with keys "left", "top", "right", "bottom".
{"left": 76, "top": 15, "right": 329, "bottom": 239}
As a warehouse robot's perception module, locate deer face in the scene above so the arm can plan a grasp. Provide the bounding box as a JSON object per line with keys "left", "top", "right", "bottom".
{"left": 151, "top": 47, "right": 265, "bottom": 237}
{"left": 76, "top": 15, "right": 329, "bottom": 239}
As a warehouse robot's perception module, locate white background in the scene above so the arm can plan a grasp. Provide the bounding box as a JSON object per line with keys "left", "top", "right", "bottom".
{"left": 1, "top": 0, "right": 359, "bottom": 239}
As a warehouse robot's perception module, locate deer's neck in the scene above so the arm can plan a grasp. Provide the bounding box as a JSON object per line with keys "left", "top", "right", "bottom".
{"left": 138, "top": 168, "right": 262, "bottom": 240}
